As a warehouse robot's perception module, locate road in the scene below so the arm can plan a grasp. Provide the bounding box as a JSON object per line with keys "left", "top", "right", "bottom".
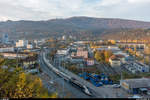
{"left": 42, "top": 48, "right": 130, "bottom": 98}
{"left": 38, "top": 51, "right": 92, "bottom": 98}
{"left": 47, "top": 52, "right": 116, "bottom": 98}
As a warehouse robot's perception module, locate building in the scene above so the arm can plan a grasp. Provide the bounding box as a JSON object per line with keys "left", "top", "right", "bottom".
{"left": 0, "top": 47, "right": 14, "bottom": 52}
{"left": 133, "top": 62, "right": 149, "bottom": 72}
{"left": 113, "top": 51, "right": 129, "bottom": 57}
{"left": 109, "top": 54, "right": 125, "bottom": 67}
{"left": 2, "top": 34, "right": 9, "bottom": 44}
{"left": 108, "top": 46, "right": 120, "bottom": 51}
{"left": 136, "top": 51, "right": 144, "bottom": 57}
{"left": 21, "top": 56, "right": 37, "bottom": 68}
{"left": 97, "top": 46, "right": 120, "bottom": 53}
{"left": 62, "top": 35, "right": 66, "bottom": 40}
{"left": 109, "top": 57, "right": 121, "bottom": 67}
{"left": 121, "top": 78, "right": 150, "bottom": 94}
{"left": 77, "top": 50, "right": 88, "bottom": 59}
{"left": 27, "top": 44, "right": 33, "bottom": 49}
{"left": 124, "top": 62, "right": 149, "bottom": 74}
{"left": 57, "top": 49, "right": 69, "bottom": 55}
{"left": 0, "top": 52, "right": 28, "bottom": 59}
{"left": 70, "top": 57, "right": 84, "bottom": 63}
{"left": 85, "top": 58, "right": 95, "bottom": 66}
{"left": 16, "top": 40, "right": 28, "bottom": 48}
{"left": 71, "top": 52, "right": 76, "bottom": 57}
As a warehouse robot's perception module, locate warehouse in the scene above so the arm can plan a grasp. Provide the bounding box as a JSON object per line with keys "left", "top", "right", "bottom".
{"left": 120, "top": 78, "right": 150, "bottom": 94}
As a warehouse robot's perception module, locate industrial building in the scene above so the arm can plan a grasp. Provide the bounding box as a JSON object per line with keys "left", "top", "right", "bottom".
{"left": 121, "top": 78, "right": 150, "bottom": 94}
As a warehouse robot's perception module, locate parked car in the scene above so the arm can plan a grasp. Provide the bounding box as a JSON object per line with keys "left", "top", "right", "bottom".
{"left": 112, "top": 84, "right": 121, "bottom": 88}
{"left": 49, "top": 80, "right": 54, "bottom": 84}
{"left": 147, "top": 91, "right": 150, "bottom": 95}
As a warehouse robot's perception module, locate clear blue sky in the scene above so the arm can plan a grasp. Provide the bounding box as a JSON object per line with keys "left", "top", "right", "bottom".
{"left": 0, "top": 0, "right": 150, "bottom": 22}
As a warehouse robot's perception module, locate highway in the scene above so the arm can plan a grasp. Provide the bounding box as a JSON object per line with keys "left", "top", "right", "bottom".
{"left": 38, "top": 51, "right": 92, "bottom": 98}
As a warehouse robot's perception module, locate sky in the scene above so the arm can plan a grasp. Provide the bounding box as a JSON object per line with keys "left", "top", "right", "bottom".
{"left": 0, "top": 0, "right": 150, "bottom": 21}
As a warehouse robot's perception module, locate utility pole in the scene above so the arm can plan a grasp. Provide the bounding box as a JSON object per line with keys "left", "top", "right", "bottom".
{"left": 16, "top": 48, "right": 19, "bottom": 68}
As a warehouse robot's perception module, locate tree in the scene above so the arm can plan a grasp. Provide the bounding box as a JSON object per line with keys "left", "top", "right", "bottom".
{"left": 95, "top": 51, "right": 104, "bottom": 62}
{"left": 104, "top": 50, "right": 113, "bottom": 62}
{"left": 95, "top": 50, "right": 113, "bottom": 63}
{"left": 145, "top": 56, "right": 150, "bottom": 65}
{"left": 0, "top": 65, "right": 56, "bottom": 98}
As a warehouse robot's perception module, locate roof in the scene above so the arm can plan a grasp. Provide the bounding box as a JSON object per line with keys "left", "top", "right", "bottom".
{"left": 115, "top": 54, "right": 125, "bottom": 58}
{"left": 72, "top": 56, "right": 83, "bottom": 59}
{"left": 110, "top": 54, "right": 125, "bottom": 60}
{"left": 84, "top": 58, "right": 94, "bottom": 61}
{"left": 122, "top": 78, "right": 150, "bottom": 88}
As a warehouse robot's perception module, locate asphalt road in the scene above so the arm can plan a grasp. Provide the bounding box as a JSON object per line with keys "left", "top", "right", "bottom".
{"left": 42, "top": 48, "right": 130, "bottom": 98}
{"left": 38, "top": 51, "right": 92, "bottom": 98}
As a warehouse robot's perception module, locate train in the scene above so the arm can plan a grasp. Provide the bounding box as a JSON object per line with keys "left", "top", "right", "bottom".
{"left": 42, "top": 52, "right": 92, "bottom": 96}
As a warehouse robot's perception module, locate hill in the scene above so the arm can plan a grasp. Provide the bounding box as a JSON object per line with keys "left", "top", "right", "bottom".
{"left": 102, "top": 29, "right": 150, "bottom": 41}
{"left": 0, "top": 16, "right": 150, "bottom": 39}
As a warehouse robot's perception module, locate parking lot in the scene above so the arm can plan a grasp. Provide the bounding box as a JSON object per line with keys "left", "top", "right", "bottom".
{"left": 102, "top": 85, "right": 132, "bottom": 98}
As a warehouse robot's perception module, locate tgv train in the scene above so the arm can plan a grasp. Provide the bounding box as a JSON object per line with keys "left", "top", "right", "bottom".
{"left": 42, "top": 52, "right": 92, "bottom": 96}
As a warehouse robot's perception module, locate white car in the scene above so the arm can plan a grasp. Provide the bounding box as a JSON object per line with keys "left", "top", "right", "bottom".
{"left": 49, "top": 80, "right": 54, "bottom": 84}
{"left": 130, "top": 95, "right": 142, "bottom": 98}
{"left": 112, "top": 84, "right": 121, "bottom": 88}
{"left": 147, "top": 91, "right": 150, "bottom": 95}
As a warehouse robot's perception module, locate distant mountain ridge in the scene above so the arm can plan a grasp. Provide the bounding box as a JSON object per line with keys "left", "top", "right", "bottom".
{"left": 0, "top": 16, "right": 150, "bottom": 39}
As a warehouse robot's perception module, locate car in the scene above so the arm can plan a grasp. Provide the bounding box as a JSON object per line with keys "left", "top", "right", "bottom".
{"left": 49, "top": 80, "right": 54, "bottom": 84}
{"left": 147, "top": 91, "right": 150, "bottom": 95}
{"left": 112, "top": 84, "right": 121, "bottom": 88}
{"left": 129, "top": 95, "right": 142, "bottom": 98}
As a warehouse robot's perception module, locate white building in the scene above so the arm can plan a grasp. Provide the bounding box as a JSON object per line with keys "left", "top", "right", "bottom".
{"left": 108, "top": 46, "right": 120, "bottom": 51}
{"left": 1, "top": 52, "right": 28, "bottom": 59}
{"left": 133, "top": 62, "right": 149, "bottom": 72}
{"left": 109, "top": 54, "right": 126, "bottom": 67}
{"left": 62, "top": 35, "right": 66, "bottom": 40}
{"left": 125, "top": 62, "right": 149, "bottom": 73}
{"left": 0, "top": 47, "right": 14, "bottom": 52}
{"left": 109, "top": 58, "right": 121, "bottom": 67}
{"left": 16, "top": 40, "right": 28, "bottom": 48}
{"left": 27, "top": 44, "right": 33, "bottom": 49}
{"left": 57, "top": 49, "right": 69, "bottom": 55}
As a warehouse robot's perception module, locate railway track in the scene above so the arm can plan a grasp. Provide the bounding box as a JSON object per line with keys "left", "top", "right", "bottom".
{"left": 96, "top": 61, "right": 120, "bottom": 76}
{"left": 102, "top": 63, "right": 116, "bottom": 75}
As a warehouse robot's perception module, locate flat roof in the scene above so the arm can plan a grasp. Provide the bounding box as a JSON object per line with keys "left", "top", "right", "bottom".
{"left": 122, "top": 78, "right": 150, "bottom": 88}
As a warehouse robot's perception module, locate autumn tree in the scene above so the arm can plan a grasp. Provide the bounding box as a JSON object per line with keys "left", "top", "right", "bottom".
{"left": 104, "top": 50, "right": 113, "bottom": 62}
{"left": 95, "top": 50, "right": 105, "bottom": 62}
{"left": 0, "top": 63, "right": 56, "bottom": 98}
{"left": 94, "top": 50, "right": 113, "bottom": 63}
